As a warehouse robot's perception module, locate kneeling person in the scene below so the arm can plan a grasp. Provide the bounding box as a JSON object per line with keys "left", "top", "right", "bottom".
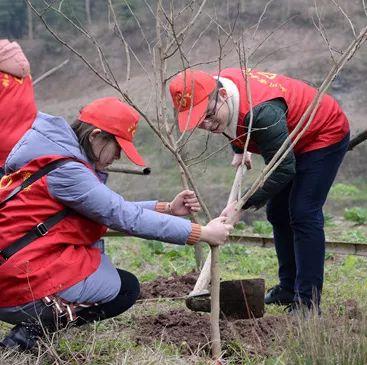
{"left": 0, "top": 97, "right": 233, "bottom": 350}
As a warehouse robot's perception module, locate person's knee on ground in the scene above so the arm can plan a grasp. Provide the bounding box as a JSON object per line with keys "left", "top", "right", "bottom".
{"left": 0, "top": 270, "right": 140, "bottom": 350}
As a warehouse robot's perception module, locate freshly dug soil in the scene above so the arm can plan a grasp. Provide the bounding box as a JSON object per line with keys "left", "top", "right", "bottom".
{"left": 139, "top": 272, "right": 265, "bottom": 320}
{"left": 135, "top": 309, "right": 287, "bottom": 357}
{"left": 139, "top": 271, "right": 199, "bottom": 300}
{"left": 136, "top": 274, "right": 362, "bottom": 358}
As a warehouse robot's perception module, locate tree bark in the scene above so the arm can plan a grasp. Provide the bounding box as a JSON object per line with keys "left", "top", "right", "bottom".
{"left": 210, "top": 245, "right": 221, "bottom": 360}
{"left": 189, "top": 167, "right": 244, "bottom": 296}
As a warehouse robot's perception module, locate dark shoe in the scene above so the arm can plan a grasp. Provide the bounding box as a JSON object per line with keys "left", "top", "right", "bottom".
{"left": 286, "top": 301, "right": 321, "bottom": 319}
{"left": 264, "top": 284, "right": 294, "bottom": 305}
{"left": 0, "top": 323, "right": 42, "bottom": 351}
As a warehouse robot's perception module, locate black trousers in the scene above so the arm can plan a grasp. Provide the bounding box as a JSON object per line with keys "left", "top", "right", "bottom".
{"left": 74, "top": 269, "right": 140, "bottom": 326}
{"left": 0, "top": 269, "right": 140, "bottom": 328}
{"left": 266, "top": 133, "right": 349, "bottom": 306}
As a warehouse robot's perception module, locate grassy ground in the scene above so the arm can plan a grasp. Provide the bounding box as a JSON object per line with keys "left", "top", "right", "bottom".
{"left": 0, "top": 211, "right": 366, "bottom": 364}
{"left": 3, "top": 1, "right": 364, "bottom": 362}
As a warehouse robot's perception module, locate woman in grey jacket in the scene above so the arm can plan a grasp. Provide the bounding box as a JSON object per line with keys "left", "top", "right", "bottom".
{"left": 0, "top": 97, "right": 233, "bottom": 350}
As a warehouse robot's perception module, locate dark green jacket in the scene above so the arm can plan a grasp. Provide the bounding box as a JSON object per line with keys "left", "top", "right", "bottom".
{"left": 230, "top": 98, "right": 296, "bottom": 209}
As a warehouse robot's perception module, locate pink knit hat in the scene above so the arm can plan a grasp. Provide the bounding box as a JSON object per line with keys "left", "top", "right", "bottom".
{"left": 0, "top": 39, "right": 30, "bottom": 78}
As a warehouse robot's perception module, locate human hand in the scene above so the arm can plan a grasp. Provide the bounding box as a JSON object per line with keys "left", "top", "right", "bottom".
{"left": 169, "top": 190, "right": 201, "bottom": 216}
{"left": 200, "top": 217, "right": 234, "bottom": 246}
{"left": 220, "top": 201, "right": 242, "bottom": 225}
{"left": 231, "top": 152, "right": 252, "bottom": 170}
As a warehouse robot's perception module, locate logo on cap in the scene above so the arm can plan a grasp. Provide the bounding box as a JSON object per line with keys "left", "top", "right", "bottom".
{"left": 174, "top": 91, "right": 192, "bottom": 110}
{"left": 169, "top": 69, "right": 217, "bottom": 132}
{"left": 127, "top": 123, "right": 137, "bottom": 137}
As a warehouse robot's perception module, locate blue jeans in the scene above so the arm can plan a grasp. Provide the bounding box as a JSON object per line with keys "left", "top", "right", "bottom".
{"left": 266, "top": 133, "right": 350, "bottom": 306}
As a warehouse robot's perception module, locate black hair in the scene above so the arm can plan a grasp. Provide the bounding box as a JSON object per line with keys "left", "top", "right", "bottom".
{"left": 71, "top": 120, "right": 116, "bottom": 162}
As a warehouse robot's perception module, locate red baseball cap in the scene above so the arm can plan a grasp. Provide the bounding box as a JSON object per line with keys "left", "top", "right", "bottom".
{"left": 169, "top": 69, "right": 217, "bottom": 132}
{"left": 79, "top": 97, "right": 145, "bottom": 166}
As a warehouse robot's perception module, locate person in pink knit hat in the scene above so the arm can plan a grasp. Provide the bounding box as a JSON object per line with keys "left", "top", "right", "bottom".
{"left": 0, "top": 40, "right": 37, "bottom": 176}
{"left": 0, "top": 39, "right": 30, "bottom": 77}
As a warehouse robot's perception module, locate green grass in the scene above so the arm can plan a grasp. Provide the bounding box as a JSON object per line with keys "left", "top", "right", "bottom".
{"left": 105, "top": 230, "right": 367, "bottom": 309}
{"left": 339, "top": 229, "right": 367, "bottom": 243}
{"left": 252, "top": 220, "right": 273, "bottom": 235}
{"left": 329, "top": 183, "right": 363, "bottom": 200}
{"left": 344, "top": 207, "right": 367, "bottom": 225}
{"left": 324, "top": 213, "right": 336, "bottom": 227}
{"left": 1, "top": 220, "right": 367, "bottom": 364}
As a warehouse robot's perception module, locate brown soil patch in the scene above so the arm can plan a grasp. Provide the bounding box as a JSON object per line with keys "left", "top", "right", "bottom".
{"left": 135, "top": 309, "right": 288, "bottom": 357}
{"left": 329, "top": 298, "right": 363, "bottom": 320}
{"left": 135, "top": 274, "right": 362, "bottom": 358}
{"left": 139, "top": 271, "right": 199, "bottom": 300}
{"left": 344, "top": 299, "right": 363, "bottom": 319}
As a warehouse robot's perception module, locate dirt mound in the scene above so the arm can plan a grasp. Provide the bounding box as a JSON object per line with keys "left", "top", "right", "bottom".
{"left": 139, "top": 271, "right": 199, "bottom": 300}
{"left": 135, "top": 309, "right": 287, "bottom": 356}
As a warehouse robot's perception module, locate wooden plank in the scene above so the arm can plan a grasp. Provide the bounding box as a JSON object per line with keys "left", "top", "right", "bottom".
{"left": 103, "top": 231, "right": 367, "bottom": 257}
{"left": 228, "top": 233, "right": 367, "bottom": 257}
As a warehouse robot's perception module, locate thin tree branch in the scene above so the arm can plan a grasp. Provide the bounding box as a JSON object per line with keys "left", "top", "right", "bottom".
{"left": 329, "top": 0, "right": 357, "bottom": 38}
{"left": 26, "top": 0, "right": 121, "bottom": 92}
{"left": 228, "top": 25, "right": 367, "bottom": 224}
{"left": 123, "top": 0, "right": 153, "bottom": 54}
{"left": 165, "top": 0, "right": 208, "bottom": 53}
{"left": 252, "top": 0, "right": 275, "bottom": 38}
{"left": 33, "top": 59, "right": 69, "bottom": 86}
{"left": 312, "top": 0, "right": 338, "bottom": 65}
{"left": 108, "top": 0, "right": 131, "bottom": 84}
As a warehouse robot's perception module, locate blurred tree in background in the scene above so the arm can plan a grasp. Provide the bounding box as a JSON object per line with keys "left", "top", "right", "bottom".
{"left": 0, "top": 0, "right": 28, "bottom": 38}
{"left": 0, "top": 0, "right": 137, "bottom": 40}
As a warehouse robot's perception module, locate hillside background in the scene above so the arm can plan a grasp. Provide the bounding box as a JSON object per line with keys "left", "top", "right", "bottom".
{"left": 2, "top": 0, "right": 366, "bottom": 222}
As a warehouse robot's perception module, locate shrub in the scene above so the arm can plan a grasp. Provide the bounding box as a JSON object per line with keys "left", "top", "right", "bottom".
{"left": 234, "top": 221, "right": 246, "bottom": 231}
{"left": 252, "top": 220, "right": 273, "bottom": 235}
{"left": 330, "top": 183, "right": 361, "bottom": 200}
{"left": 344, "top": 207, "right": 367, "bottom": 225}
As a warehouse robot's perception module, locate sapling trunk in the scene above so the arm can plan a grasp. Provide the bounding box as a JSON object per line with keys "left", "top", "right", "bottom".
{"left": 210, "top": 166, "right": 244, "bottom": 360}
{"left": 210, "top": 245, "right": 221, "bottom": 360}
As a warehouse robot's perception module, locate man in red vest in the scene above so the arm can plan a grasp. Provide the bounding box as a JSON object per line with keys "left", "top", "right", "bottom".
{"left": 169, "top": 68, "right": 350, "bottom": 315}
{"left": 0, "top": 39, "right": 37, "bottom": 177}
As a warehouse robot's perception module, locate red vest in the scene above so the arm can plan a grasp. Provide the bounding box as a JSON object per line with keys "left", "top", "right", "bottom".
{"left": 0, "top": 155, "right": 107, "bottom": 307}
{"left": 218, "top": 68, "right": 349, "bottom": 154}
{"left": 0, "top": 72, "right": 37, "bottom": 166}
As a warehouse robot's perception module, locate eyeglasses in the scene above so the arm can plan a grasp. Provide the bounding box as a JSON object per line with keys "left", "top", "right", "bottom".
{"left": 203, "top": 90, "right": 219, "bottom": 121}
